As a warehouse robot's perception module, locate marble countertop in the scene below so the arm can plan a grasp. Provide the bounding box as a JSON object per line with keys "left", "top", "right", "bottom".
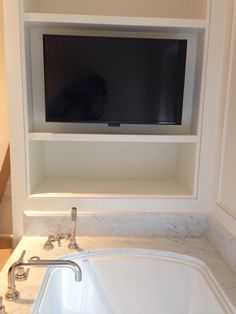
{"left": 0, "top": 236, "right": 236, "bottom": 313}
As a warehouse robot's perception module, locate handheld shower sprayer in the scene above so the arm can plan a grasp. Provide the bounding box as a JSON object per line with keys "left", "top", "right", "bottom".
{"left": 68, "top": 207, "right": 81, "bottom": 250}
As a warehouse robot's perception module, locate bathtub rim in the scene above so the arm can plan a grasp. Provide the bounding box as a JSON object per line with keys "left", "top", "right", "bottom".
{"left": 32, "top": 248, "right": 236, "bottom": 314}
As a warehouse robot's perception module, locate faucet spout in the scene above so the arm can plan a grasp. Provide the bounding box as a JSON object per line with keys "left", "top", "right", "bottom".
{"left": 6, "top": 258, "right": 82, "bottom": 301}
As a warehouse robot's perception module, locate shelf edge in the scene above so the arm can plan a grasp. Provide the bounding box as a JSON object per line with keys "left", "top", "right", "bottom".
{"left": 28, "top": 132, "right": 199, "bottom": 143}
{"left": 24, "top": 13, "right": 206, "bottom": 30}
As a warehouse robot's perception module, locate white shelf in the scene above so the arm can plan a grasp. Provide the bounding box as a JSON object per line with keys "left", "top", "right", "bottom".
{"left": 27, "top": 141, "right": 197, "bottom": 198}
{"left": 24, "top": 13, "right": 206, "bottom": 31}
{"left": 29, "top": 177, "right": 194, "bottom": 199}
{"left": 28, "top": 132, "right": 199, "bottom": 143}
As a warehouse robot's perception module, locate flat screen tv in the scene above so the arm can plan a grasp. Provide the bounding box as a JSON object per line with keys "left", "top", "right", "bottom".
{"left": 43, "top": 34, "right": 187, "bottom": 126}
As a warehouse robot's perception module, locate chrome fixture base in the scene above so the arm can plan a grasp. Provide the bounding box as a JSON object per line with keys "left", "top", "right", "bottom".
{"left": 5, "top": 288, "right": 19, "bottom": 301}
{"left": 68, "top": 237, "right": 81, "bottom": 250}
{"left": 43, "top": 233, "right": 64, "bottom": 250}
{"left": 43, "top": 240, "right": 54, "bottom": 250}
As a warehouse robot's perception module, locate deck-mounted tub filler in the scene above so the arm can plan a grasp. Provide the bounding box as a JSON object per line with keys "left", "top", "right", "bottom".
{"left": 32, "top": 249, "right": 235, "bottom": 314}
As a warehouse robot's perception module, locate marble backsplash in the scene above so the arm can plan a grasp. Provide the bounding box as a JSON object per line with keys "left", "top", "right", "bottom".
{"left": 208, "top": 216, "right": 236, "bottom": 274}
{"left": 24, "top": 211, "right": 208, "bottom": 237}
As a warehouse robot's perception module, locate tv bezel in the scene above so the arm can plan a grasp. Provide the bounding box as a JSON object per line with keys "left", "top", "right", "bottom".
{"left": 43, "top": 34, "right": 187, "bottom": 126}
{"left": 28, "top": 27, "right": 199, "bottom": 134}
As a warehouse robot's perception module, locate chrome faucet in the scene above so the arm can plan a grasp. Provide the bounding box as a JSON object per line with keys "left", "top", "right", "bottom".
{"left": 5, "top": 257, "right": 82, "bottom": 301}
{"left": 42, "top": 207, "right": 82, "bottom": 251}
{"left": 43, "top": 233, "right": 64, "bottom": 250}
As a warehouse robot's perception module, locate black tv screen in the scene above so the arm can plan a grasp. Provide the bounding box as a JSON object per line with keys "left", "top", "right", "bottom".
{"left": 43, "top": 34, "right": 187, "bottom": 126}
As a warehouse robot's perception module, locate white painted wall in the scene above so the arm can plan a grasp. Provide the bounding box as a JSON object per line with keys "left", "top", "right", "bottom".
{"left": 23, "top": 0, "right": 206, "bottom": 18}
{"left": 0, "top": 0, "right": 8, "bottom": 169}
{"left": 3, "top": 0, "right": 27, "bottom": 243}
{"left": 212, "top": 0, "right": 236, "bottom": 237}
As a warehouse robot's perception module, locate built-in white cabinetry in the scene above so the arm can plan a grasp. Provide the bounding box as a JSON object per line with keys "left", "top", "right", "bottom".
{"left": 21, "top": 0, "right": 208, "bottom": 198}
{"left": 4, "top": 0, "right": 234, "bottom": 240}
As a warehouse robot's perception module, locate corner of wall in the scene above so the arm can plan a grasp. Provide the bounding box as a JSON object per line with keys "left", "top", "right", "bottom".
{"left": 208, "top": 214, "right": 236, "bottom": 273}
{"left": 0, "top": 0, "right": 9, "bottom": 169}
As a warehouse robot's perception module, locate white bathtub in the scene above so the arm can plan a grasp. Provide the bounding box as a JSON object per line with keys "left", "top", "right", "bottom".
{"left": 32, "top": 249, "right": 235, "bottom": 314}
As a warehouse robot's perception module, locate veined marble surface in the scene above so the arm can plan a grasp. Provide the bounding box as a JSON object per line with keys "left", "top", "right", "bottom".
{"left": 0, "top": 236, "right": 236, "bottom": 313}
{"left": 24, "top": 211, "right": 208, "bottom": 237}
{"left": 209, "top": 217, "right": 236, "bottom": 274}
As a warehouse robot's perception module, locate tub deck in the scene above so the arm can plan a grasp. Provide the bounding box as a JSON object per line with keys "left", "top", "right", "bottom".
{"left": 0, "top": 236, "right": 236, "bottom": 313}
